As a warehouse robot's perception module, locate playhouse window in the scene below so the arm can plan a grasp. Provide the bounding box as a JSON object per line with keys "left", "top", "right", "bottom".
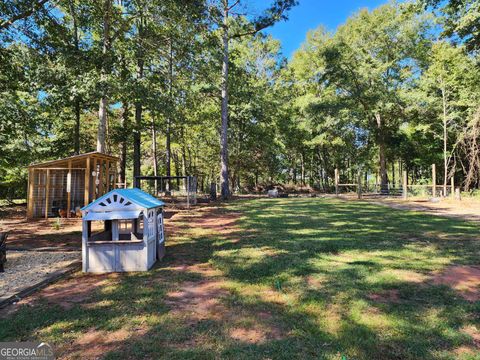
{"left": 87, "top": 217, "right": 144, "bottom": 243}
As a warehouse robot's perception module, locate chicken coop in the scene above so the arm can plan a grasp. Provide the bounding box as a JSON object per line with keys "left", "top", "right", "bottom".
{"left": 81, "top": 188, "right": 165, "bottom": 273}
{"left": 27, "top": 152, "right": 119, "bottom": 218}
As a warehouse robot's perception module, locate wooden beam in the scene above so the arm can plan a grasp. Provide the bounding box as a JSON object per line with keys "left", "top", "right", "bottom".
{"left": 92, "top": 157, "right": 98, "bottom": 200}
{"left": 45, "top": 169, "right": 50, "bottom": 219}
{"left": 105, "top": 160, "right": 110, "bottom": 192}
{"left": 84, "top": 157, "right": 91, "bottom": 207}
{"left": 112, "top": 163, "right": 117, "bottom": 189}
{"left": 27, "top": 168, "right": 34, "bottom": 218}
{"left": 98, "top": 159, "right": 104, "bottom": 196}
{"left": 67, "top": 160, "right": 72, "bottom": 218}
{"left": 432, "top": 164, "right": 436, "bottom": 197}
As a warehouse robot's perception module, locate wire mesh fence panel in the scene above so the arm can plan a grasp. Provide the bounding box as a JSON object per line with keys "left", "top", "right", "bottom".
{"left": 31, "top": 169, "right": 85, "bottom": 217}
{"left": 406, "top": 185, "right": 454, "bottom": 199}
{"left": 48, "top": 169, "right": 68, "bottom": 217}
{"left": 70, "top": 169, "right": 86, "bottom": 216}
{"left": 32, "top": 170, "right": 47, "bottom": 217}
{"left": 136, "top": 176, "right": 198, "bottom": 208}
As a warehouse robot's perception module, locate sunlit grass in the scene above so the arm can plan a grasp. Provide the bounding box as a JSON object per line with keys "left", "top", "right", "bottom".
{"left": 1, "top": 198, "right": 479, "bottom": 359}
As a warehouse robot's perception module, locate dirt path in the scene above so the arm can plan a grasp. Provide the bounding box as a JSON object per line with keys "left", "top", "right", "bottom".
{"left": 363, "top": 197, "right": 480, "bottom": 223}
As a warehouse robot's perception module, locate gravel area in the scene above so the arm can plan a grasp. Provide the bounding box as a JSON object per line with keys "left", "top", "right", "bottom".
{"left": 0, "top": 251, "right": 80, "bottom": 299}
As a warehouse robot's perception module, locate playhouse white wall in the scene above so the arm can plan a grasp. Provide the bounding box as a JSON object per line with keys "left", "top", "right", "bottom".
{"left": 82, "top": 206, "right": 164, "bottom": 273}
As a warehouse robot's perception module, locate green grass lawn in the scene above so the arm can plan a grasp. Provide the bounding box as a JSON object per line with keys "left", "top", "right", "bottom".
{"left": 1, "top": 198, "right": 479, "bottom": 359}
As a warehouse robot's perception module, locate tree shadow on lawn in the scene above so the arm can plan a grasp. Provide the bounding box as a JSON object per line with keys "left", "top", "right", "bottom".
{"left": 207, "top": 198, "right": 480, "bottom": 358}
{"left": 213, "top": 199, "right": 479, "bottom": 282}
{"left": 0, "top": 198, "right": 479, "bottom": 359}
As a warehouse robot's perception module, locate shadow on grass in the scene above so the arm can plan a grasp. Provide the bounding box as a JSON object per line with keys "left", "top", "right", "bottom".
{"left": 0, "top": 198, "right": 479, "bottom": 359}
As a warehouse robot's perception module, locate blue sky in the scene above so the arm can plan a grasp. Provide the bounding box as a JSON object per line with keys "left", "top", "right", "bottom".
{"left": 251, "top": 0, "right": 389, "bottom": 58}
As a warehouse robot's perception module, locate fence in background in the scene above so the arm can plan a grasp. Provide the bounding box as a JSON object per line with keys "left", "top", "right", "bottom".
{"left": 334, "top": 164, "right": 460, "bottom": 200}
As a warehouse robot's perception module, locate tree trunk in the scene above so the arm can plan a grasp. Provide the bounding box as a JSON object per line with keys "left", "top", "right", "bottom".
{"left": 152, "top": 120, "right": 158, "bottom": 175}
{"left": 119, "top": 102, "right": 129, "bottom": 185}
{"left": 375, "top": 113, "right": 389, "bottom": 193}
{"left": 392, "top": 161, "right": 395, "bottom": 189}
{"left": 97, "top": 0, "right": 111, "bottom": 153}
{"left": 301, "top": 153, "right": 305, "bottom": 186}
{"left": 182, "top": 145, "right": 187, "bottom": 176}
{"left": 69, "top": 0, "right": 81, "bottom": 155}
{"left": 220, "top": 3, "right": 230, "bottom": 200}
{"left": 165, "top": 118, "right": 171, "bottom": 190}
{"left": 133, "top": 18, "right": 144, "bottom": 179}
{"left": 442, "top": 86, "right": 448, "bottom": 196}
{"left": 152, "top": 118, "right": 158, "bottom": 195}
{"left": 165, "top": 37, "right": 173, "bottom": 193}
{"left": 74, "top": 101, "right": 80, "bottom": 154}
{"left": 174, "top": 151, "right": 180, "bottom": 187}
{"left": 133, "top": 98, "right": 142, "bottom": 178}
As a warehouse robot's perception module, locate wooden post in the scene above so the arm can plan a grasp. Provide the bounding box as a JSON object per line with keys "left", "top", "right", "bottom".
{"left": 105, "top": 160, "right": 110, "bottom": 192}
{"left": 67, "top": 160, "right": 72, "bottom": 218}
{"left": 357, "top": 171, "right": 362, "bottom": 199}
{"left": 45, "top": 169, "right": 50, "bottom": 219}
{"left": 93, "top": 158, "right": 98, "bottom": 200}
{"left": 402, "top": 171, "right": 408, "bottom": 200}
{"left": 432, "top": 164, "right": 436, "bottom": 197}
{"left": 84, "top": 157, "right": 91, "bottom": 207}
{"left": 335, "top": 168, "right": 339, "bottom": 196}
{"left": 112, "top": 164, "right": 117, "bottom": 190}
{"left": 455, "top": 188, "right": 461, "bottom": 201}
{"left": 98, "top": 159, "right": 104, "bottom": 196}
{"left": 450, "top": 176, "right": 454, "bottom": 199}
{"left": 27, "top": 168, "right": 34, "bottom": 218}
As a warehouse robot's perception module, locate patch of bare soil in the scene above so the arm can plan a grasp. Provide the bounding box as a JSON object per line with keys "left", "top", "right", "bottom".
{"left": 230, "top": 328, "right": 265, "bottom": 343}
{"left": 367, "top": 289, "right": 401, "bottom": 304}
{"left": 166, "top": 278, "right": 229, "bottom": 322}
{"left": 366, "top": 197, "right": 480, "bottom": 223}
{"left": 59, "top": 326, "right": 148, "bottom": 360}
{"left": 431, "top": 266, "right": 480, "bottom": 302}
{"left": 306, "top": 275, "right": 324, "bottom": 288}
{"left": 453, "top": 325, "right": 480, "bottom": 357}
{"left": 164, "top": 261, "right": 231, "bottom": 324}
{"left": 38, "top": 274, "right": 114, "bottom": 309}
{"left": 0, "top": 215, "right": 101, "bottom": 250}
{"left": 191, "top": 211, "right": 242, "bottom": 235}
{"left": 367, "top": 266, "right": 480, "bottom": 304}
{"left": 2, "top": 273, "right": 115, "bottom": 318}
{"left": 461, "top": 325, "right": 480, "bottom": 348}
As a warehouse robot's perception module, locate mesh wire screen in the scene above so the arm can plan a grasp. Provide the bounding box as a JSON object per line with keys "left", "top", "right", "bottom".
{"left": 32, "top": 169, "right": 85, "bottom": 217}
{"left": 137, "top": 176, "right": 197, "bottom": 207}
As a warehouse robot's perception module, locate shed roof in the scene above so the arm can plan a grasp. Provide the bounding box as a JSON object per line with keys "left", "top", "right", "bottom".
{"left": 29, "top": 151, "right": 118, "bottom": 168}
{"left": 82, "top": 188, "right": 164, "bottom": 212}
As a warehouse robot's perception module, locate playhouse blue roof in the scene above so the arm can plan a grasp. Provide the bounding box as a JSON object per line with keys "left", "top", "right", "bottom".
{"left": 82, "top": 188, "right": 164, "bottom": 211}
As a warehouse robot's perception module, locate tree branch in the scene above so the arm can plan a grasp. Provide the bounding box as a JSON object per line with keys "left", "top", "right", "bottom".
{"left": 0, "top": 0, "right": 50, "bottom": 31}
{"left": 227, "top": 0, "right": 241, "bottom": 12}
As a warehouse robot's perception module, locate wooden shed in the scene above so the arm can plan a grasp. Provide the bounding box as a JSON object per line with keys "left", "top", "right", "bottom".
{"left": 27, "top": 152, "right": 119, "bottom": 218}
